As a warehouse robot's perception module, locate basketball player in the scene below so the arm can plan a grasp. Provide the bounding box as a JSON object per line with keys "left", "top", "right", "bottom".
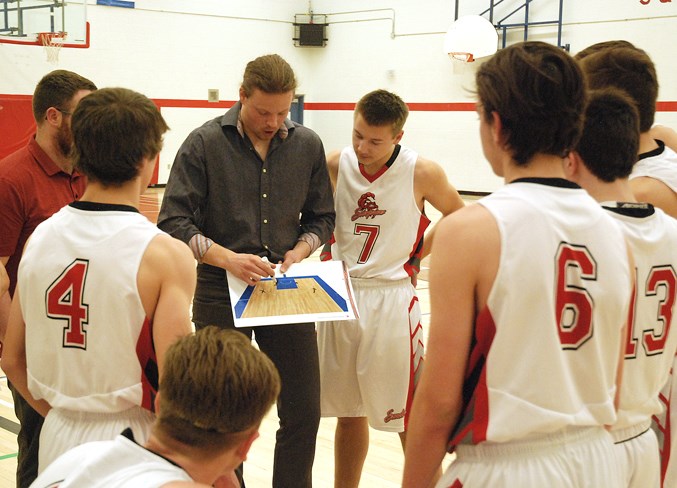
{"left": 0, "top": 69, "right": 96, "bottom": 488}
{"left": 30, "top": 327, "right": 280, "bottom": 488}
{"left": 2, "top": 87, "right": 196, "bottom": 473}
{"left": 578, "top": 44, "right": 677, "bottom": 488}
{"left": 574, "top": 40, "right": 677, "bottom": 154}
{"left": 403, "top": 42, "right": 633, "bottom": 487}
{"left": 564, "top": 87, "right": 677, "bottom": 487}
{"left": 577, "top": 45, "right": 677, "bottom": 219}
{"left": 317, "top": 89, "right": 464, "bottom": 488}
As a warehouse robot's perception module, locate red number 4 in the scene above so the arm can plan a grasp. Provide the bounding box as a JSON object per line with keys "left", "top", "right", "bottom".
{"left": 46, "top": 259, "right": 90, "bottom": 349}
{"left": 555, "top": 243, "right": 597, "bottom": 350}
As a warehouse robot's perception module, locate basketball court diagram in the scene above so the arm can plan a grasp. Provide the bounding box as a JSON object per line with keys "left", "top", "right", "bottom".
{"left": 227, "top": 260, "right": 358, "bottom": 327}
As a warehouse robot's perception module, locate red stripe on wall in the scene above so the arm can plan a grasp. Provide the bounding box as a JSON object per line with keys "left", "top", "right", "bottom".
{"left": 152, "top": 99, "right": 236, "bottom": 109}
{"left": 0, "top": 94, "right": 32, "bottom": 101}
{"left": 657, "top": 101, "right": 677, "bottom": 112}
{"left": 3, "top": 95, "right": 674, "bottom": 112}
{"left": 303, "top": 102, "right": 477, "bottom": 111}
{"left": 152, "top": 99, "right": 675, "bottom": 112}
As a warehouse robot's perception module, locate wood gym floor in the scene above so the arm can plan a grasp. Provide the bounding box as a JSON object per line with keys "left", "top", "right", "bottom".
{"left": 0, "top": 188, "right": 468, "bottom": 487}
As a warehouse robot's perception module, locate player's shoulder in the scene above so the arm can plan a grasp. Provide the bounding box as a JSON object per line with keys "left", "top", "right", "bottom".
{"left": 146, "top": 233, "right": 195, "bottom": 265}
{"left": 326, "top": 149, "right": 342, "bottom": 166}
{"left": 439, "top": 202, "right": 494, "bottom": 238}
{"left": 413, "top": 155, "right": 447, "bottom": 184}
{"left": 414, "top": 155, "right": 443, "bottom": 171}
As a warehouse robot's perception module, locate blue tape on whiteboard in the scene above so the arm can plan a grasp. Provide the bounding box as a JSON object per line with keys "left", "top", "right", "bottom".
{"left": 97, "top": 0, "right": 135, "bottom": 8}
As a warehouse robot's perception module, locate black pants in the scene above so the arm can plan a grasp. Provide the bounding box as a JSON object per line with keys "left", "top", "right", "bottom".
{"left": 196, "top": 321, "right": 320, "bottom": 488}
{"left": 8, "top": 382, "right": 43, "bottom": 488}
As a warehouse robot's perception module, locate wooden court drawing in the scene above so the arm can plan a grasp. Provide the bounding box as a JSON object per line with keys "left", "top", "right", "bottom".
{"left": 228, "top": 261, "right": 358, "bottom": 327}
{"left": 238, "top": 276, "right": 343, "bottom": 318}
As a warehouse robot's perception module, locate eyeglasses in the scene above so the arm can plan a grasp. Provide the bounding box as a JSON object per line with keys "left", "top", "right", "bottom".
{"left": 56, "top": 107, "right": 73, "bottom": 116}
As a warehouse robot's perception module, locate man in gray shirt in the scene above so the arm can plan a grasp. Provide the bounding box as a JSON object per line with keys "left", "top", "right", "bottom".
{"left": 157, "top": 54, "right": 335, "bottom": 488}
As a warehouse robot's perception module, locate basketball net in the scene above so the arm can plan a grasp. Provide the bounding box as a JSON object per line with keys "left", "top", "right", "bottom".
{"left": 38, "top": 32, "right": 67, "bottom": 64}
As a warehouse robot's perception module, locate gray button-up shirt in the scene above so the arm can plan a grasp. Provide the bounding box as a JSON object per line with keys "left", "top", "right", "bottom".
{"left": 157, "top": 102, "right": 335, "bottom": 325}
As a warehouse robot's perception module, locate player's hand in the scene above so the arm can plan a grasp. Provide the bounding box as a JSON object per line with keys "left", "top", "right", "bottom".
{"left": 226, "top": 253, "right": 275, "bottom": 284}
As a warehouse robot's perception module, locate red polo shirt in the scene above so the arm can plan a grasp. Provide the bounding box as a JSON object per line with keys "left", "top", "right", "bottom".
{"left": 0, "top": 136, "right": 86, "bottom": 295}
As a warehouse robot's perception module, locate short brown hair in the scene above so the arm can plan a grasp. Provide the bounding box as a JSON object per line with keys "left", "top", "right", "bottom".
{"left": 578, "top": 47, "right": 658, "bottom": 133}
{"left": 576, "top": 88, "right": 640, "bottom": 182}
{"left": 355, "top": 89, "right": 409, "bottom": 135}
{"left": 32, "top": 69, "right": 97, "bottom": 122}
{"left": 157, "top": 327, "right": 280, "bottom": 453}
{"left": 574, "top": 40, "right": 636, "bottom": 61}
{"left": 71, "top": 87, "right": 168, "bottom": 186}
{"left": 241, "top": 54, "right": 298, "bottom": 97}
{"left": 476, "top": 41, "right": 586, "bottom": 166}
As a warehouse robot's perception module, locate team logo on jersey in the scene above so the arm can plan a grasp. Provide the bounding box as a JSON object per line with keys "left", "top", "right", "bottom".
{"left": 384, "top": 408, "right": 406, "bottom": 423}
{"left": 352, "top": 192, "right": 386, "bottom": 221}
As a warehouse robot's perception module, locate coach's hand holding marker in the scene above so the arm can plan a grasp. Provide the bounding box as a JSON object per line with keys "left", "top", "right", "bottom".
{"left": 229, "top": 252, "right": 275, "bottom": 285}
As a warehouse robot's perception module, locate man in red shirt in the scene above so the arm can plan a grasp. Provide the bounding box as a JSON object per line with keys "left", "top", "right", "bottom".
{"left": 0, "top": 69, "right": 96, "bottom": 488}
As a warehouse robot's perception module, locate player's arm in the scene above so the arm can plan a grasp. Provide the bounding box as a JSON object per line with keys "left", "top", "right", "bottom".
{"left": 139, "top": 235, "right": 196, "bottom": 378}
{"left": 629, "top": 177, "right": 677, "bottom": 219}
{"left": 650, "top": 124, "right": 677, "bottom": 153}
{"left": 403, "top": 205, "right": 498, "bottom": 488}
{"left": 0, "top": 256, "right": 10, "bottom": 348}
{"left": 1, "top": 288, "right": 51, "bottom": 417}
{"left": 414, "top": 158, "right": 465, "bottom": 258}
{"left": 326, "top": 150, "right": 341, "bottom": 192}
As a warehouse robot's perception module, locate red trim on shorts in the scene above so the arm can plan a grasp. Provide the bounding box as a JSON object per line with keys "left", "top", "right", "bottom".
{"left": 405, "top": 295, "right": 424, "bottom": 430}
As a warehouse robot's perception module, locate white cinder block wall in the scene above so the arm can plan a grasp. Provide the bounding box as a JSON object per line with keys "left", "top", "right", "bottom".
{"left": 1, "top": 0, "right": 674, "bottom": 191}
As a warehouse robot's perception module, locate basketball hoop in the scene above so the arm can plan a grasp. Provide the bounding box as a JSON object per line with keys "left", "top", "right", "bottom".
{"left": 448, "top": 52, "right": 475, "bottom": 63}
{"left": 444, "top": 15, "right": 498, "bottom": 63}
{"left": 38, "top": 32, "right": 67, "bottom": 64}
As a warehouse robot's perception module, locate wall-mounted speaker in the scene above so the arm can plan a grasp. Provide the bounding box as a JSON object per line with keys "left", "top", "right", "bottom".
{"left": 293, "top": 15, "right": 328, "bottom": 47}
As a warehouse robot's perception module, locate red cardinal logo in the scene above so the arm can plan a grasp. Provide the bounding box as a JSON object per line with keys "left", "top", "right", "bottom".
{"left": 352, "top": 192, "right": 386, "bottom": 221}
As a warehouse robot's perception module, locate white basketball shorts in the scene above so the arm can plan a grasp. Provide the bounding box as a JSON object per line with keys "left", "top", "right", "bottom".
{"left": 39, "top": 406, "right": 154, "bottom": 473}
{"left": 436, "top": 427, "right": 622, "bottom": 488}
{"left": 317, "top": 277, "right": 424, "bottom": 432}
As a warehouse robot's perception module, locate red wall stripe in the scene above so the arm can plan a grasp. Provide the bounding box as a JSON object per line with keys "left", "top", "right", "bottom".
{"left": 3, "top": 95, "right": 676, "bottom": 112}
{"left": 657, "top": 101, "right": 677, "bottom": 112}
{"left": 152, "top": 99, "right": 676, "bottom": 112}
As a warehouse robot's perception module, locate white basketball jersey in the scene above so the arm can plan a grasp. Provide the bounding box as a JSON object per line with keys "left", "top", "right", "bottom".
{"left": 629, "top": 141, "right": 677, "bottom": 192}
{"left": 448, "top": 179, "right": 631, "bottom": 450}
{"left": 30, "top": 429, "right": 192, "bottom": 487}
{"left": 322, "top": 145, "right": 430, "bottom": 280}
{"left": 19, "top": 202, "right": 164, "bottom": 413}
{"left": 603, "top": 203, "right": 677, "bottom": 434}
